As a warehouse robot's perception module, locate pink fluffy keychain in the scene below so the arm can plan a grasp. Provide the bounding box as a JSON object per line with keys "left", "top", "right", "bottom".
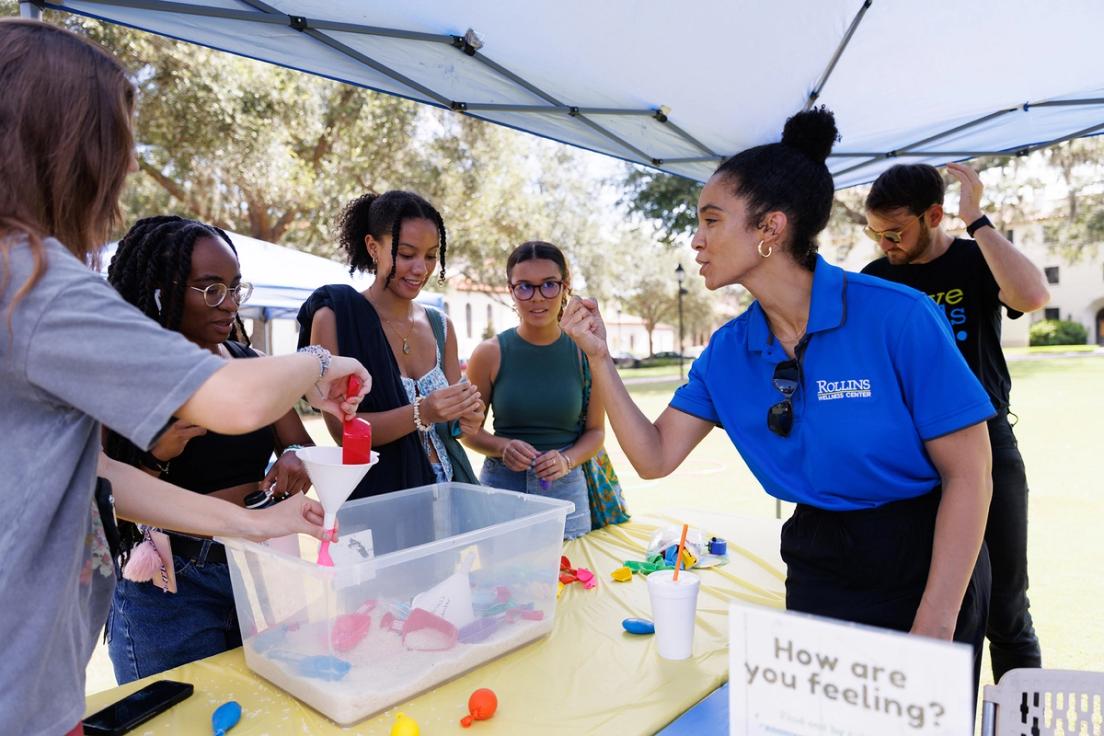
{"left": 122, "top": 527, "right": 169, "bottom": 591}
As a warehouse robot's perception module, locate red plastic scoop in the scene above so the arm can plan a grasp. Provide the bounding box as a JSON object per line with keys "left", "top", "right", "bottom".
{"left": 342, "top": 376, "right": 372, "bottom": 465}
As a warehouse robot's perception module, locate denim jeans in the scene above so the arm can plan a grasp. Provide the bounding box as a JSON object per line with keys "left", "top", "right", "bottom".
{"left": 480, "top": 456, "right": 592, "bottom": 539}
{"left": 986, "top": 414, "right": 1042, "bottom": 680}
{"left": 107, "top": 548, "right": 241, "bottom": 684}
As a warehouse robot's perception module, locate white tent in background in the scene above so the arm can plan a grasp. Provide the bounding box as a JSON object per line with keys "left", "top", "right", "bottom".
{"left": 27, "top": 0, "right": 1104, "bottom": 188}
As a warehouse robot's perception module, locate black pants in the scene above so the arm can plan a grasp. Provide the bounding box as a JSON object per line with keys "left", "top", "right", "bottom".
{"left": 781, "top": 489, "right": 991, "bottom": 696}
{"left": 985, "top": 414, "right": 1042, "bottom": 680}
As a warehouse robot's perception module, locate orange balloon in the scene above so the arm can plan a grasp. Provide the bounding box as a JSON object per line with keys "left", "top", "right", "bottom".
{"left": 460, "top": 688, "right": 498, "bottom": 727}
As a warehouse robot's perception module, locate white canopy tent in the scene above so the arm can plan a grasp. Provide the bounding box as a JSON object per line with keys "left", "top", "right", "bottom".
{"left": 23, "top": 0, "right": 1104, "bottom": 188}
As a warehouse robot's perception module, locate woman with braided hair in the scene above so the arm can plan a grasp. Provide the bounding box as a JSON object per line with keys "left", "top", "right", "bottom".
{"left": 104, "top": 215, "right": 317, "bottom": 682}
{"left": 0, "top": 20, "right": 369, "bottom": 735}
{"left": 298, "top": 190, "right": 484, "bottom": 497}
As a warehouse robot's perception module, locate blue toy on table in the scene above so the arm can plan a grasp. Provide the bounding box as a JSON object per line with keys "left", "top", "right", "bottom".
{"left": 211, "top": 701, "right": 241, "bottom": 735}
{"left": 622, "top": 618, "right": 655, "bottom": 635}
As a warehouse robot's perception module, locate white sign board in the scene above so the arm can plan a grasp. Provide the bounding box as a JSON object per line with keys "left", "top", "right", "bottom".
{"left": 729, "top": 603, "right": 973, "bottom": 736}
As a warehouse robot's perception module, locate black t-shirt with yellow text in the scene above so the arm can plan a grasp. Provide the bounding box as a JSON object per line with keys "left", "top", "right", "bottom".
{"left": 862, "top": 238, "right": 1022, "bottom": 412}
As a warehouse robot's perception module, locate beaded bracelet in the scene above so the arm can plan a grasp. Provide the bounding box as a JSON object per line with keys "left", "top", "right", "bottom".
{"left": 412, "top": 395, "right": 432, "bottom": 433}
{"left": 297, "top": 345, "right": 332, "bottom": 379}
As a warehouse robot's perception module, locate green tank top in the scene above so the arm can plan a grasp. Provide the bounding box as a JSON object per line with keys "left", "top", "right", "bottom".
{"left": 490, "top": 328, "right": 584, "bottom": 451}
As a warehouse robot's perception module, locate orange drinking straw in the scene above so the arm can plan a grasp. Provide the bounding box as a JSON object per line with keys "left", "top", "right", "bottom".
{"left": 672, "top": 523, "right": 689, "bottom": 582}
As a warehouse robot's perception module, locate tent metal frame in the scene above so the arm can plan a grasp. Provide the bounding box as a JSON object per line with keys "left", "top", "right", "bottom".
{"left": 35, "top": 0, "right": 1104, "bottom": 184}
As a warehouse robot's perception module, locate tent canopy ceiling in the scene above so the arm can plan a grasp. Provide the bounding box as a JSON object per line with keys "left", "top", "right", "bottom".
{"left": 42, "top": 0, "right": 1104, "bottom": 188}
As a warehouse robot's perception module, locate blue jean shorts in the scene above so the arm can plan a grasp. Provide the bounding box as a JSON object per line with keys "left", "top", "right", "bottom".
{"left": 479, "top": 456, "right": 592, "bottom": 539}
{"left": 107, "top": 545, "right": 241, "bottom": 684}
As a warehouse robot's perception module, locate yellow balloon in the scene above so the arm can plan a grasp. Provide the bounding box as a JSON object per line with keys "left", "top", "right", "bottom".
{"left": 390, "top": 711, "right": 420, "bottom": 736}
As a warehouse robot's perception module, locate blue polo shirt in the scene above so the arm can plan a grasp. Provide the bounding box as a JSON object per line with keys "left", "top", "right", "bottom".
{"left": 670, "top": 255, "right": 994, "bottom": 510}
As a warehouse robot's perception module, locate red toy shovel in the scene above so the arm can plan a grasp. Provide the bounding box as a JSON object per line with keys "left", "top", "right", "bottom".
{"left": 342, "top": 376, "right": 372, "bottom": 465}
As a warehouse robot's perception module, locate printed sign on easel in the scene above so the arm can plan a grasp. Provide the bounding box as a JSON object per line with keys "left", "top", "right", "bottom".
{"left": 729, "top": 602, "right": 973, "bottom": 735}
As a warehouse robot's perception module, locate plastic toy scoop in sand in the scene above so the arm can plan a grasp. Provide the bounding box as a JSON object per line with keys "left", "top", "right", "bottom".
{"left": 342, "top": 376, "right": 372, "bottom": 464}
{"left": 460, "top": 688, "right": 498, "bottom": 728}
{"left": 297, "top": 446, "right": 377, "bottom": 566}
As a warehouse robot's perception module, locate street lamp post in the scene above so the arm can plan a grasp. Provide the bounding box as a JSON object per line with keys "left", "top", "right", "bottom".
{"left": 675, "top": 263, "right": 687, "bottom": 381}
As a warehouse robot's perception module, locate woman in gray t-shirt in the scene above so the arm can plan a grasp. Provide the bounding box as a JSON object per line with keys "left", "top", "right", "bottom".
{"left": 0, "top": 20, "right": 370, "bottom": 736}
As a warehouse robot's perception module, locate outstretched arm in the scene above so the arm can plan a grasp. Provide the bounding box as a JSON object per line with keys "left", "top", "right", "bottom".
{"left": 561, "top": 297, "right": 712, "bottom": 478}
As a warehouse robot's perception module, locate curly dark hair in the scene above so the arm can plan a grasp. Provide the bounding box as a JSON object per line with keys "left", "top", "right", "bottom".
{"left": 713, "top": 106, "right": 839, "bottom": 271}
{"left": 337, "top": 190, "right": 447, "bottom": 287}
{"left": 104, "top": 215, "right": 249, "bottom": 559}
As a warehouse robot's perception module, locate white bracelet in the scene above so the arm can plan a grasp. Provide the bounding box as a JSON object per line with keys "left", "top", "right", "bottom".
{"left": 297, "top": 345, "right": 332, "bottom": 379}
{"left": 412, "top": 395, "right": 432, "bottom": 433}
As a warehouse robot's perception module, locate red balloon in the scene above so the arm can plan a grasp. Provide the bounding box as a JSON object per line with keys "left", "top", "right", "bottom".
{"left": 460, "top": 688, "right": 498, "bottom": 727}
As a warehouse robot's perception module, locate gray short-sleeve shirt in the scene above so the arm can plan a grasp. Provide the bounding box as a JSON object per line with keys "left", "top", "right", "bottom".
{"left": 0, "top": 237, "right": 224, "bottom": 736}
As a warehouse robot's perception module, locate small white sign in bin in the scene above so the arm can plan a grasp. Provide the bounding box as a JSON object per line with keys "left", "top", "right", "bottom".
{"left": 729, "top": 602, "right": 973, "bottom": 735}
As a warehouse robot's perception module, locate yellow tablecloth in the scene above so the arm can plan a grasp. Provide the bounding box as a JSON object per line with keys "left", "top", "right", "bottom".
{"left": 85, "top": 511, "right": 785, "bottom": 735}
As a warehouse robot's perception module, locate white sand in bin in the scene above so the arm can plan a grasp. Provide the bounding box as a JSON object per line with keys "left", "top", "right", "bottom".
{"left": 246, "top": 614, "right": 552, "bottom": 725}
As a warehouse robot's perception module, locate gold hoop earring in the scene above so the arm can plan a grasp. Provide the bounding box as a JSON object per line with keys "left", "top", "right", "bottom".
{"left": 757, "top": 240, "right": 773, "bottom": 258}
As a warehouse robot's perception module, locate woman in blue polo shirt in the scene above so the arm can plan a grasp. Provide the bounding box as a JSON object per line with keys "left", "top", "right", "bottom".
{"left": 562, "top": 108, "right": 994, "bottom": 684}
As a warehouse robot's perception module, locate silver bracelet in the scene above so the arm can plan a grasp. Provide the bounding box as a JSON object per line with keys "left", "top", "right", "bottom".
{"left": 412, "top": 395, "right": 432, "bottom": 433}
{"left": 297, "top": 345, "right": 332, "bottom": 380}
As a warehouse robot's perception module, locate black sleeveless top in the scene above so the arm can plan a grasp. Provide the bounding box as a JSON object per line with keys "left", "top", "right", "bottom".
{"left": 296, "top": 285, "right": 436, "bottom": 498}
{"left": 161, "top": 341, "right": 275, "bottom": 494}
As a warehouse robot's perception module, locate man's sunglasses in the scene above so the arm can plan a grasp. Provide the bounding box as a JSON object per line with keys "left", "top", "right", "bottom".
{"left": 767, "top": 340, "right": 808, "bottom": 438}
{"left": 510, "top": 279, "right": 563, "bottom": 301}
{"left": 862, "top": 214, "right": 924, "bottom": 244}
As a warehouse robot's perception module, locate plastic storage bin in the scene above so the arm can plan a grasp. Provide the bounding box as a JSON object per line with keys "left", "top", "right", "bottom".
{"left": 218, "top": 482, "right": 571, "bottom": 725}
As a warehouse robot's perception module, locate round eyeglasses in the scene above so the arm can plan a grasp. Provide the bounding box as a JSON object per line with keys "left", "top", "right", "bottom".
{"left": 509, "top": 279, "right": 563, "bottom": 301}
{"left": 187, "top": 281, "right": 254, "bottom": 308}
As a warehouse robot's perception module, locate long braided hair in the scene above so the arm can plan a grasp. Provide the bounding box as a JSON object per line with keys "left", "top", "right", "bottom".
{"left": 103, "top": 215, "right": 249, "bottom": 557}
{"left": 337, "top": 190, "right": 448, "bottom": 287}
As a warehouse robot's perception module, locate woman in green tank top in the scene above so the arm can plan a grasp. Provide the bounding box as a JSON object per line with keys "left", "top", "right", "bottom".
{"left": 463, "top": 242, "right": 605, "bottom": 538}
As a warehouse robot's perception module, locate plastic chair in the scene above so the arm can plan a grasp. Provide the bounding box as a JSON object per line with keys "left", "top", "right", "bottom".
{"left": 981, "top": 668, "right": 1104, "bottom": 735}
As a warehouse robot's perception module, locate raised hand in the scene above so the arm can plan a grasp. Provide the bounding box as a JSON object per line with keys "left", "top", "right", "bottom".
{"left": 945, "top": 162, "right": 985, "bottom": 224}
{"left": 560, "top": 296, "right": 609, "bottom": 358}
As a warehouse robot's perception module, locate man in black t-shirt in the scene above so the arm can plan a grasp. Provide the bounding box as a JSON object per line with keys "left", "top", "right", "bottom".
{"left": 861, "top": 163, "right": 1050, "bottom": 682}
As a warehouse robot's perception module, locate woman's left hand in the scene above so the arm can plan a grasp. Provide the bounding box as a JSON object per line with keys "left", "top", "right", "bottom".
{"left": 262, "top": 449, "right": 312, "bottom": 496}
{"left": 909, "top": 603, "right": 957, "bottom": 641}
{"left": 533, "top": 449, "right": 571, "bottom": 481}
{"left": 457, "top": 401, "right": 485, "bottom": 437}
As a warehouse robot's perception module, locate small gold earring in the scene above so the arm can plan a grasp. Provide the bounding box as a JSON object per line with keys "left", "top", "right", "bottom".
{"left": 757, "top": 240, "right": 773, "bottom": 258}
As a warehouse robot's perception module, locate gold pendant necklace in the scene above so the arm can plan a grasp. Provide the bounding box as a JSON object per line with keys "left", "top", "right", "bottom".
{"left": 381, "top": 310, "right": 415, "bottom": 355}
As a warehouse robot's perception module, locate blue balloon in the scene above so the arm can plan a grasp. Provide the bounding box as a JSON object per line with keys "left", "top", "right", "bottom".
{"left": 622, "top": 617, "right": 655, "bottom": 635}
{"left": 211, "top": 700, "right": 242, "bottom": 736}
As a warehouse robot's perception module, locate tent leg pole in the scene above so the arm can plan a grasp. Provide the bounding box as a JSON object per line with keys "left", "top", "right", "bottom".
{"left": 19, "top": 2, "right": 43, "bottom": 19}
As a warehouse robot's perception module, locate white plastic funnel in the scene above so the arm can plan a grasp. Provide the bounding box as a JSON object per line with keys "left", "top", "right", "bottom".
{"left": 297, "top": 446, "right": 378, "bottom": 530}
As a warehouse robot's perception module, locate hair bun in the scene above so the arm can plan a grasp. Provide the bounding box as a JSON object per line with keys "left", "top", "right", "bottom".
{"left": 781, "top": 106, "right": 839, "bottom": 164}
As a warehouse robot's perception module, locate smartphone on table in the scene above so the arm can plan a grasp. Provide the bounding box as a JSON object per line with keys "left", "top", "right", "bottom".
{"left": 83, "top": 679, "right": 194, "bottom": 735}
